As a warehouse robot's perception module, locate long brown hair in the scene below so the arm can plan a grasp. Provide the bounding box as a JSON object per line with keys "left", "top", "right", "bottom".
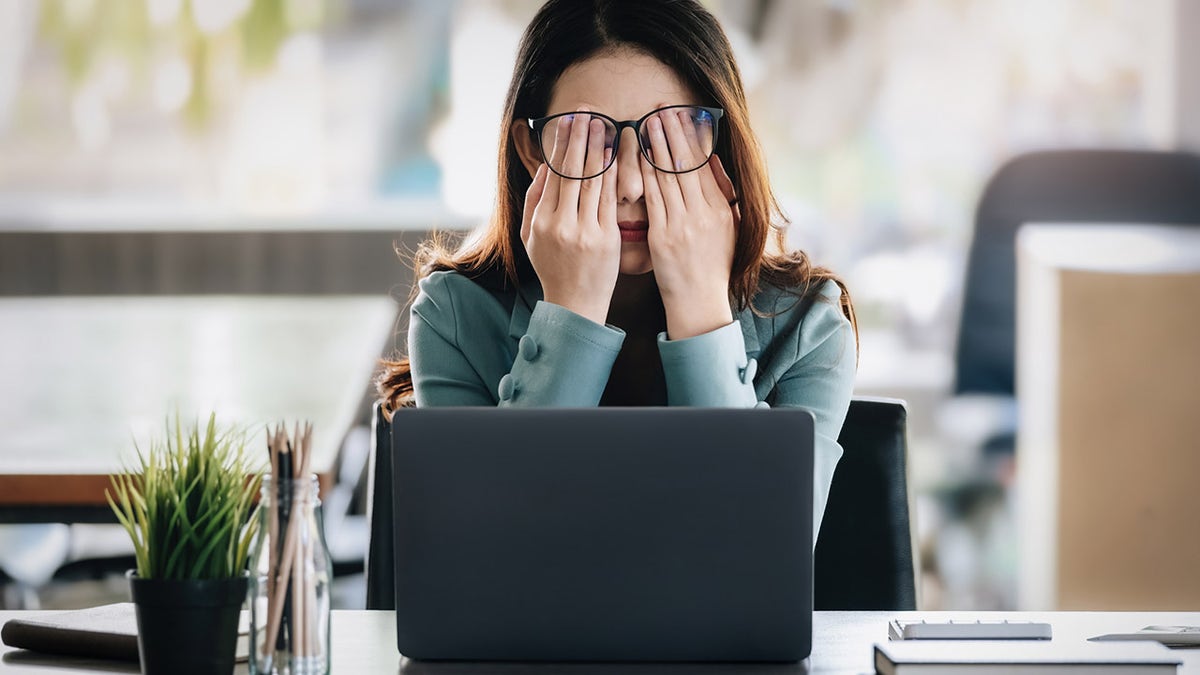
{"left": 378, "top": 0, "right": 857, "bottom": 415}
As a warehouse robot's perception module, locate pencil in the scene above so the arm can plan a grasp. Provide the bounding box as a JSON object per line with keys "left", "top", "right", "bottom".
{"left": 265, "top": 486, "right": 299, "bottom": 660}
{"left": 265, "top": 433, "right": 295, "bottom": 660}
{"left": 265, "top": 430, "right": 279, "bottom": 663}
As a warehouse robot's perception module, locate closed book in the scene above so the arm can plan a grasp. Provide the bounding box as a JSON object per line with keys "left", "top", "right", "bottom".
{"left": 874, "top": 640, "right": 1180, "bottom": 674}
{"left": 1, "top": 603, "right": 249, "bottom": 663}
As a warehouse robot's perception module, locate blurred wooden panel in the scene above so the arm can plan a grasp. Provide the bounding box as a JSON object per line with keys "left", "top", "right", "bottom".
{"left": 1056, "top": 269, "right": 1200, "bottom": 609}
{"left": 1017, "top": 224, "right": 1200, "bottom": 610}
{"left": 0, "top": 230, "right": 437, "bottom": 299}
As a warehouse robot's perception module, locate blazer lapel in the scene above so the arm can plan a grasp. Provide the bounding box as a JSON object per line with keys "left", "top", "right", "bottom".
{"left": 738, "top": 305, "right": 761, "bottom": 359}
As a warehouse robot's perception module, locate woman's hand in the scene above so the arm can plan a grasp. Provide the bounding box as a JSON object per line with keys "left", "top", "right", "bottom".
{"left": 521, "top": 111, "right": 621, "bottom": 326}
{"left": 640, "top": 109, "right": 740, "bottom": 339}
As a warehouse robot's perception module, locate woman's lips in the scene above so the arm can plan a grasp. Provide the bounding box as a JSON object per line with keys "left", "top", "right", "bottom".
{"left": 618, "top": 220, "right": 648, "bottom": 243}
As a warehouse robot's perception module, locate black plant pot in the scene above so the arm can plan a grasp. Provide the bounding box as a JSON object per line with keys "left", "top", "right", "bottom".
{"left": 128, "top": 571, "right": 248, "bottom": 675}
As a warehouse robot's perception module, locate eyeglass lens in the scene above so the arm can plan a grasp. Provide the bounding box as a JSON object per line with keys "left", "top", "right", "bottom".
{"left": 539, "top": 107, "right": 717, "bottom": 179}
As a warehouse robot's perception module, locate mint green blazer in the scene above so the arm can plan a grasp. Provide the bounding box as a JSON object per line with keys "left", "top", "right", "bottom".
{"left": 408, "top": 270, "right": 857, "bottom": 537}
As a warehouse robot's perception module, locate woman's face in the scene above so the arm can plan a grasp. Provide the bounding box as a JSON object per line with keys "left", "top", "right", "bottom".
{"left": 515, "top": 49, "right": 702, "bottom": 276}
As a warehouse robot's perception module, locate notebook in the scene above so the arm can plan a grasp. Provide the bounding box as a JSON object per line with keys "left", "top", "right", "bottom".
{"left": 391, "top": 407, "right": 816, "bottom": 662}
{"left": 1, "top": 603, "right": 249, "bottom": 662}
{"left": 874, "top": 640, "right": 1181, "bottom": 674}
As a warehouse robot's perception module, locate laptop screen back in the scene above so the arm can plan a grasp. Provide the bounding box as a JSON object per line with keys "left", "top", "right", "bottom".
{"left": 391, "top": 407, "right": 814, "bottom": 662}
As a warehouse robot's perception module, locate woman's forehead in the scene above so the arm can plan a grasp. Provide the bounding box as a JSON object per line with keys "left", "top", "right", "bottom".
{"left": 546, "top": 49, "right": 699, "bottom": 119}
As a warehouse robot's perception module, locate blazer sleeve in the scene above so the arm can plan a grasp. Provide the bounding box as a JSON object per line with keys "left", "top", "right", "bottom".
{"left": 767, "top": 291, "right": 857, "bottom": 541}
{"left": 657, "top": 321, "right": 760, "bottom": 407}
{"left": 409, "top": 272, "right": 626, "bottom": 407}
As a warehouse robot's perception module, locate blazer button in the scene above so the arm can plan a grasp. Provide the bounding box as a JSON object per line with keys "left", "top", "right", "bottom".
{"left": 498, "top": 374, "right": 518, "bottom": 401}
{"left": 739, "top": 358, "right": 758, "bottom": 384}
{"left": 518, "top": 335, "right": 539, "bottom": 361}
{"left": 754, "top": 400, "right": 770, "bottom": 409}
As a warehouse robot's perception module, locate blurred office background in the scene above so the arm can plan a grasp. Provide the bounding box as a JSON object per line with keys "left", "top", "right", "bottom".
{"left": 1, "top": 0, "right": 1197, "bottom": 611}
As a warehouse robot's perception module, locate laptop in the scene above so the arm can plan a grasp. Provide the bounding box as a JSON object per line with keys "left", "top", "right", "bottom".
{"left": 390, "top": 407, "right": 815, "bottom": 662}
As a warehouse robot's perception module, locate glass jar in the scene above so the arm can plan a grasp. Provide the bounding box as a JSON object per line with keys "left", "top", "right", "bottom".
{"left": 248, "top": 474, "right": 332, "bottom": 675}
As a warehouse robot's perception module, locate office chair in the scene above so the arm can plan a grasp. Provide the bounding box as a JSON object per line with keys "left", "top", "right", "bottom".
{"left": 956, "top": 149, "right": 1200, "bottom": 399}
{"left": 365, "top": 402, "right": 398, "bottom": 610}
{"left": 814, "top": 396, "right": 915, "bottom": 610}
{"left": 366, "top": 397, "right": 916, "bottom": 611}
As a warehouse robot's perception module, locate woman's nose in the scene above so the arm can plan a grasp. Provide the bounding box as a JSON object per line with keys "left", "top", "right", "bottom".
{"left": 614, "top": 128, "right": 643, "bottom": 204}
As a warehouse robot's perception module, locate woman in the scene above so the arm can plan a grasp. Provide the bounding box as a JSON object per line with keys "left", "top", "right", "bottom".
{"left": 378, "top": 0, "right": 857, "bottom": 534}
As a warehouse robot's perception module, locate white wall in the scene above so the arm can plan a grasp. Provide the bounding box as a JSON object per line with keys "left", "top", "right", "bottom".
{"left": 1178, "top": 0, "right": 1200, "bottom": 151}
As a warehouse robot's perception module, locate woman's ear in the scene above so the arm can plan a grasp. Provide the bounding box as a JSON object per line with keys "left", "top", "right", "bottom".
{"left": 510, "top": 120, "right": 541, "bottom": 178}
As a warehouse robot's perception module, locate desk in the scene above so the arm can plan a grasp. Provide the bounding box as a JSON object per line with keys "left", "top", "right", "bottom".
{"left": 0, "top": 296, "right": 398, "bottom": 523}
{"left": 2, "top": 611, "right": 1200, "bottom": 673}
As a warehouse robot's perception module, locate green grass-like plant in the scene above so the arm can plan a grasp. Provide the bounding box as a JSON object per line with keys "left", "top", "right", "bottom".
{"left": 106, "top": 413, "right": 262, "bottom": 580}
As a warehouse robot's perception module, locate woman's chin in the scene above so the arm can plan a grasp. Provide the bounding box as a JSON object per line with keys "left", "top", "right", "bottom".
{"left": 619, "top": 246, "right": 653, "bottom": 275}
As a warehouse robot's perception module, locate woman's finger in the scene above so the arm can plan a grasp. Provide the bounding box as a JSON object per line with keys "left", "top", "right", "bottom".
{"left": 521, "top": 163, "right": 548, "bottom": 244}
{"left": 598, "top": 148, "right": 617, "bottom": 231}
{"left": 681, "top": 109, "right": 722, "bottom": 206}
{"left": 695, "top": 154, "right": 726, "bottom": 210}
{"left": 640, "top": 150, "right": 667, "bottom": 232}
{"left": 708, "top": 154, "right": 740, "bottom": 226}
{"left": 709, "top": 153, "right": 737, "bottom": 204}
{"left": 697, "top": 112, "right": 716, "bottom": 160}
{"left": 540, "top": 117, "right": 570, "bottom": 213}
{"left": 556, "top": 111, "right": 591, "bottom": 213}
{"left": 660, "top": 108, "right": 707, "bottom": 207}
{"left": 644, "top": 114, "right": 685, "bottom": 215}
{"left": 680, "top": 108, "right": 713, "bottom": 162}
{"left": 578, "top": 118, "right": 607, "bottom": 219}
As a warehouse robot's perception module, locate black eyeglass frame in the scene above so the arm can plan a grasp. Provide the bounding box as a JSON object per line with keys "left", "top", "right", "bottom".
{"left": 526, "top": 104, "right": 725, "bottom": 180}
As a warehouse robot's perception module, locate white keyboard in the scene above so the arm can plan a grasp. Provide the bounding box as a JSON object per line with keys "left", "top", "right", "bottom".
{"left": 888, "top": 619, "right": 1053, "bottom": 640}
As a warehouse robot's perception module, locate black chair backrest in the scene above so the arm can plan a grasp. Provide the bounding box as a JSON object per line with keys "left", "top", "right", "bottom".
{"left": 814, "top": 397, "right": 914, "bottom": 610}
{"left": 365, "top": 402, "right": 397, "bottom": 610}
{"left": 367, "top": 398, "right": 915, "bottom": 611}
{"left": 956, "top": 149, "right": 1200, "bottom": 396}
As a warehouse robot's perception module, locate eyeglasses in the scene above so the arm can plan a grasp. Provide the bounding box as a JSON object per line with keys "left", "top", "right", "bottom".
{"left": 527, "top": 105, "right": 725, "bottom": 180}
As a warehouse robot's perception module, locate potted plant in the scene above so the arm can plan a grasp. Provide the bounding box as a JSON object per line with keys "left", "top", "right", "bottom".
{"left": 107, "top": 413, "right": 262, "bottom": 675}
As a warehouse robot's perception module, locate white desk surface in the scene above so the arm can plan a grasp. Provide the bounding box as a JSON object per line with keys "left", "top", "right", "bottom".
{"left": 0, "top": 197, "right": 475, "bottom": 232}
{"left": 0, "top": 296, "right": 398, "bottom": 509}
{"left": 3, "top": 610, "right": 1199, "bottom": 674}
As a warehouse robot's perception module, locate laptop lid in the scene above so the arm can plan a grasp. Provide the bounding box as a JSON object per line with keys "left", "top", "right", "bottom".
{"left": 391, "top": 407, "right": 814, "bottom": 662}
